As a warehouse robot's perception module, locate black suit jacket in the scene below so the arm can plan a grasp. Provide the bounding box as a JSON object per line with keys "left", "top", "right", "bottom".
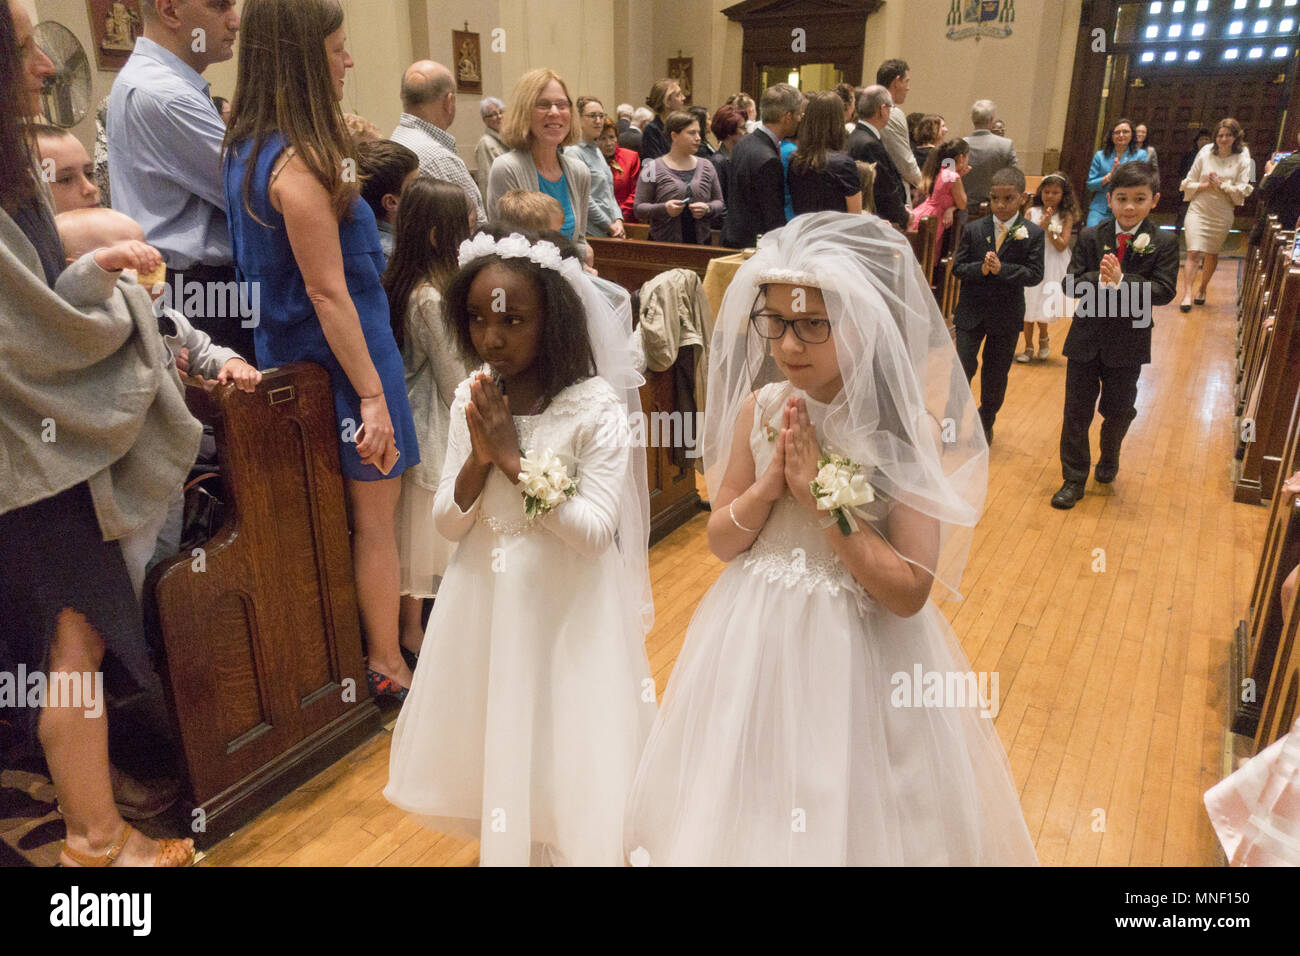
{"left": 639, "top": 117, "right": 669, "bottom": 160}
{"left": 721, "top": 129, "right": 786, "bottom": 249}
{"left": 1063, "top": 218, "right": 1179, "bottom": 366}
{"left": 846, "top": 122, "right": 908, "bottom": 230}
{"left": 952, "top": 215, "right": 1045, "bottom": 334}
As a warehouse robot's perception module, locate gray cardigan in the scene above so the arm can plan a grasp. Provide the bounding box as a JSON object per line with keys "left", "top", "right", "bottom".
{"left": 486, "top": 147, "right": 591, "bottom": 256}
{"left": 0, "top": 205, "right": 201, "bottom": 540}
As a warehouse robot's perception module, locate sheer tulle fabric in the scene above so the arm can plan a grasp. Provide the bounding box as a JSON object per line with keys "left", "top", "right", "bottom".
{"left": 624, "top": 388, "right": 1038, "bottom": 865}
{"left": 701, "top": 212, "right": 988, "bottom": 598}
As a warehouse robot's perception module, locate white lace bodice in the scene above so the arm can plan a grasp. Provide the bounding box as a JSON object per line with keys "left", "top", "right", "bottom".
{"left": 435, "top": 374, "right": 630, "bottom": 551}
{"left": 740, "top": 383, "right": 886, "bottom": 616}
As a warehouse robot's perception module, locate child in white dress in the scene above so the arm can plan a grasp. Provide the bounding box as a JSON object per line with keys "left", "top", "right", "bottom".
{"left": 381, "top": 178, "right": 474, "bottom": 669}
{"left": 623, "top": 212, "right": 1038, "bottom": 865}
{"left": 385, "top": 229, "right": 655, "bottom": 866}
{"left": 1018, "top": 173, "right": 1080, "bottom": 363}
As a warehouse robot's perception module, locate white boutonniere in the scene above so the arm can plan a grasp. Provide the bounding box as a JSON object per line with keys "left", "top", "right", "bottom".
{"left": 518, "top": 448, "right": 578, "bottom": 519}
{"left": 1131, "top": 232, "right": 1152, "bottom": 254}
{"left": 1012, "top": 224, "right": 1029, "bottom": 241}
{"left": 809, "top": 454, "right": 875, "bottom": 536}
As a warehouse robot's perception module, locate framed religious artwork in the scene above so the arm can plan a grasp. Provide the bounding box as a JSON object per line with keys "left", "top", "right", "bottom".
{"left": 668, "top": 57, "right": 693, "bottom": 106}
{"left": 87, "top": 0, "right": 143, "bottom": 71}
{"left": 452, "top": 29, "right": 483, "bottom": 95}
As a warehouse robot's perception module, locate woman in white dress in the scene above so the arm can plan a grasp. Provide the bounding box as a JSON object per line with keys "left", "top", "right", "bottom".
{"left": 385, "top": 228, "right": 655, "bottom": 865}
{"left": 1179, "top": 118, "right": 1253, "bottom": 312}
{"left": 623, "top": 212, "right": 1038, "bottom": 865}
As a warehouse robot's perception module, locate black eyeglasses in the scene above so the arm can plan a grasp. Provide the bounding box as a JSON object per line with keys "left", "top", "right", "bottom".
{"left": 751, "top": 312, "right": 831, "bottom": 344}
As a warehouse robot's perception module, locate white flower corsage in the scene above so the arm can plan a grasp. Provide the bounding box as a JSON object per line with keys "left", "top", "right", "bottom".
{"left": 518, "top": 448, "right": 578, "bottom": 519}
{"left": 809, "top": 454, "right": 875, "bottom": 535}
{"left": 1048, "top": 221, "right": 1063, "bottom": 239}
{"left": 1012, "top": 225, "right": 1029, "bottom": 241}
{"left": 1131, "top": 232, "right": 1152, "bottom": 254}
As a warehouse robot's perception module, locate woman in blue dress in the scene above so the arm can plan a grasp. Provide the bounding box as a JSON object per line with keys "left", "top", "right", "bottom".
{"left": 223, "top": 0, "right": 419, "bottom": 697}
{"left": 1084, "top": 118, "right": 1149, "bottom": 226}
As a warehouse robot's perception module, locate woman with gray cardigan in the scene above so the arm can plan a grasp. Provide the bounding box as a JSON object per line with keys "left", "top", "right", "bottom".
{"left": 0, "top": 0, "right": 198, "bottom": 867}
{"left": 486, "top": 68, "right": 591, "bottom": 258}
{"left": 634, "top": 111, "right": 724, "bottom": 244}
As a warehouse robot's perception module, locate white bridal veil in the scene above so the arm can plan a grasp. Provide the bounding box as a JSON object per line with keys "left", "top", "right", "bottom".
{"left": 701, "top": 211, "right": 989, "bottom": 598}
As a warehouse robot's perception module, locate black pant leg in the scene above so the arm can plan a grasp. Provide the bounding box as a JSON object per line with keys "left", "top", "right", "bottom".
{"left": 1097, "top": 362, "right": 1142, "bottom": 467}
{"left": 977, "top": 325, "right": 1021, "bottom": 430}
{"left": 1060, "top": 357, "right": 1102, "bottom": 483}
{"left": 167, "top": 264, "right": 259, "bottom": 365}
{"left": 955, "top": 325, "right": 984, "bottom": 384}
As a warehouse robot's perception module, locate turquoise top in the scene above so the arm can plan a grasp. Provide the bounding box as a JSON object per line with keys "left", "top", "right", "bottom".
{"left": 537, "top": 167, "right": 576, "bottom": 238}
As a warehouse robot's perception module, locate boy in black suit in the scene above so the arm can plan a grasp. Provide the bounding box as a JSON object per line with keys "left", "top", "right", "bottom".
{"left": 952, "top": 166, "right": 1045, "bottom": 444}
{"left": 1051, "top": 161, "right": 1178, "bottom": 509}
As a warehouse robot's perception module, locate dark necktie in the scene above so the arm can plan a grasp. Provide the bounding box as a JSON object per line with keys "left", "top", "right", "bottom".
{"left": 1116, "top": 232, "right": 1129, "bottom": 261}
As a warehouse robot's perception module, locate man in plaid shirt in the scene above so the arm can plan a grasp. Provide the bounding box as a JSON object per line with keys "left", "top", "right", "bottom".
{"left": 391, "top": 60, "right": 486, "bottom": 228}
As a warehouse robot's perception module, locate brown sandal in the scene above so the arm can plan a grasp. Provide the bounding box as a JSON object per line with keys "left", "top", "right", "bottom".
{"left": 60, "top": 823, "right": 195, "bottom": 868}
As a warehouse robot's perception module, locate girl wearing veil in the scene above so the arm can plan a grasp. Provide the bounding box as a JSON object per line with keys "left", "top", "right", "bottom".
{"left": 385, "top": 228, "right": 655, "bottom": 866}
{"left": 624, "top": 212, "right": 1037, "bottom": 865}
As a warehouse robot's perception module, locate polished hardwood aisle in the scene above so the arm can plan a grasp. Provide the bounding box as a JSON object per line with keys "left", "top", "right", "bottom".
{"left": 201, "top": 265, "right": 1262, "bottom": 867}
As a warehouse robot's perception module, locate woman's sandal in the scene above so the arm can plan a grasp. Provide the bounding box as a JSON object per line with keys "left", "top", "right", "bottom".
{"left": 366, "top": 667, "right": 409, "bottom": 703}
{"left": 57, "top": 771, "right": 181, "bottom": 821}
{"left": 1194, "top": 296, "right": 1206, "bottom": 306}
{"left": 59, "top": 822, "right": 195, "bottom": 867}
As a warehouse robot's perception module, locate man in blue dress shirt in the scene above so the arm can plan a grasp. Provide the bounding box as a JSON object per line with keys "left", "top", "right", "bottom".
{"left": 107, "top": 0, "right": 253, "bottom": 359}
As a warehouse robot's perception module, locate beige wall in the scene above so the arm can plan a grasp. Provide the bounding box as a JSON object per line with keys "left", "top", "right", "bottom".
{"left": 27, "top": 0, "right": 1083, "bottom": 176}
{"left": 863, "top": 0, "right": 1081, "bottom": 174}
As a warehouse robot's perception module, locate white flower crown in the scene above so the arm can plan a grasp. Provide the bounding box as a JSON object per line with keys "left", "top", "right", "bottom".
{"left": 457, "top": 232, "right": 566, "bottom": 272}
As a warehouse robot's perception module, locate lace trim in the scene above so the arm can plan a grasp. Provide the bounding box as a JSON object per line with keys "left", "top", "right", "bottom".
{"left": 476, "top": 510, "right": 537, "bottom": 536}
{"left": 741, "top": 535, "right": 876, "bottom": 617}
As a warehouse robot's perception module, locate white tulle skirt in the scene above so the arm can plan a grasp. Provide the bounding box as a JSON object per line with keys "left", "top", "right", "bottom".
{"left": 623, "top": 561, "right": 1040, "bottom": 866}
{"left": 385, "top": 523, "right": 656, "bottom": 866}
{"left": 396, "top": 477, "right": 454, "bottom": 598}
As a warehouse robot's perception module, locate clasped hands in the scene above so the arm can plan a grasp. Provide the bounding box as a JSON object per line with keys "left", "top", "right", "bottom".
{"left": 666, "top": 199, "right": 712, "bottom": 220}
{"left": 464, "top": 371, "right": 522, "bottom": 482}
{"left": 752, "top": 396, "right": 823, "bottom": 515}
{"left": 1099, "top": 252, "right": 1124, "bottom": 286}
{"left": 981, "top": 250, "right": 1002, "bottom": 276}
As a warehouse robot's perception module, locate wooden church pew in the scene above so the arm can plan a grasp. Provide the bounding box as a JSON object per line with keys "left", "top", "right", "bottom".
{"left": 1233, "top": 379, "right": 1300, "bottom": 737}
{"left": 589, "top": 237, "right": 738, "bottom": 539}
{"left": 145, "top": 363, "right": 381, "bottom": 848}
{"left": 1256, "top": 562, "right": 1300, "bottom": 750}
{"left": 1237, "top": 264, "right": 1300, "bottom": 504}
{"left": 1236, "top": 230, "right": 1292, "bottom": 418}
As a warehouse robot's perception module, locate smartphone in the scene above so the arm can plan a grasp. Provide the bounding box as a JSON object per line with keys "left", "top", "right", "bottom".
{"left": 353, "top": 423, "right": 400, "bottom": 476}
{"left": 1274, "top": 152, "right": 1293, "bottom": 163}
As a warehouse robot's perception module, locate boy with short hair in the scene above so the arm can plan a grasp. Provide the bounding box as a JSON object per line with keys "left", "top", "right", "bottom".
{"left": 497, "top": 188, "right": 566, "bottom": 233}
{"left": 952, "top": 165, "right": 1045, "bottom": 445}
{"left": 1051, "top": 160, "right": 1179, "bottom": 509}
{"left": 356, "top": 139, "right": 420, "bottom": 264}
{"left": 32, "top": 124, "right": 101, "bottom": 213}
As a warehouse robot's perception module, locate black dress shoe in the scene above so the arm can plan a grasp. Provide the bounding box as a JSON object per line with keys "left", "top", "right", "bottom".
{"left": 1194, "top": 296, "right": 1206, "bottom": 306}
{"left": 1051, "top": 481, "right": 1085, "bottom": 510}
{"left": 1180, "top": 303, "right": 1192, "bottom": 313}
{"left": 1094, "top": 462, "right": 1118, "bottom": 484}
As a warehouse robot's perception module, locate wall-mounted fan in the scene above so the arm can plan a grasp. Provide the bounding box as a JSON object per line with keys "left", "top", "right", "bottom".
{"left": 35, "top": 21, "right": 92, "bottom": 128}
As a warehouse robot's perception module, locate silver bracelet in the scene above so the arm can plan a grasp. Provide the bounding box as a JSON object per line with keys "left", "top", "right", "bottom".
{"left": 729, "top": 500, "right": 760, "bottom": 535}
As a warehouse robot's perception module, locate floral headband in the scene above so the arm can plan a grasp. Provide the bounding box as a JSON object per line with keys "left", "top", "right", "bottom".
{"left": 457, "top": 232, "right": 565, "bottom": 272}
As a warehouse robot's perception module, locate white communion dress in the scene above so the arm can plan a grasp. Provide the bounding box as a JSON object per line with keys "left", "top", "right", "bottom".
{"left": 623, "top": 383, "right": 1039, "bottom": 866}
{"left": 1023, "top": 206, "right": 1074, "bottom": 323}
{"left": 385, "top": 374, "right": 656, "bottom": 866}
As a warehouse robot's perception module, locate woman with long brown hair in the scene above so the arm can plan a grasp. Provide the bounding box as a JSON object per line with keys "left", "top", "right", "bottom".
{"left": 640, "top": 77, "right": 686, "bottom": 160}
{"left": 223, "top": 0, "right": 420, "bottom": 697}
{"left": 1, "top": 0, "right": 196, "bottom": 866}
{"left": 787, "top": 90, "right": 862, "bottom": 215}
{"left": 1179, "top": 117, "right": 1253, "bottom": 311}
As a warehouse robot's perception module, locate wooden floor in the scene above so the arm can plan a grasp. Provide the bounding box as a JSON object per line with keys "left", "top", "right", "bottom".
{"left": 1, "top": 264, "right": 1265, "bottom": 866}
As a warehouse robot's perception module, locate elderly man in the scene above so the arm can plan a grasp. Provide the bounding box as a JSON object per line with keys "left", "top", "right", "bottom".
{"left": 391, "top": 60, "right": 486, "bottom": 227}
{"left": 721, "top": 83, "right": 803, "bottom": 249}
{"left": 876, "top": 58, "right": 921, "bottom": 203}
{"left": 620, "top": 107, "right": 652, "bottom": 152}
{"left": 474, "top": 96, "right": 507, "bottom": 203}
{"left": 963, "top": 99, "right": 1019, "bottom": 210}
{"left": 847, "top": 86, "right": 908, "bottom": 230}
{"left": 107, "top": 0, "right": 252, "bottom": 358}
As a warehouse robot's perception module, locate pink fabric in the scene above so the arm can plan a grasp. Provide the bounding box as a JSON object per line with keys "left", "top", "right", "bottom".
{"left": 1204, "top": 716, "right": 1300, "bottom": 865}
{"left": 910, "top": 166, "right": 960, "bottom": 254}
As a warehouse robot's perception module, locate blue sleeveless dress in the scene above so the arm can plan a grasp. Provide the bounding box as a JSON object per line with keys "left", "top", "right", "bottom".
{"left": 223, "top": 133, "right": 419, "bottom": 481}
